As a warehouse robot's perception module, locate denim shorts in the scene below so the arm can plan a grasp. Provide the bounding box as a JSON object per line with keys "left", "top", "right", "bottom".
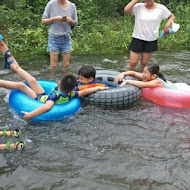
{"left": 47, "top": 35, "right": 72, "bottom": 53}
{"left": 129, "top": 38, "right": 158, "bottom": 53}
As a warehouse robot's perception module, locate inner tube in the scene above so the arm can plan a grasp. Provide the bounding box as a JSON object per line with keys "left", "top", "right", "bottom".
{"left": 9, "top": 80, "right": 81, "bottom": 121}
{"left": 143, "top": 86, "right": 190, "bottom": 108}
{"left": 80, "top": 70, "right": 142, "bottom": 108}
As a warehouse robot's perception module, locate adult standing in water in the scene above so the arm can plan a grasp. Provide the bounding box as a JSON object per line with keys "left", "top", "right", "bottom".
{"left": 124, "top": 0, "right": 175, "bottom": 70}
{"left": 42, "top": 0, "right": 78, "bottom": 69}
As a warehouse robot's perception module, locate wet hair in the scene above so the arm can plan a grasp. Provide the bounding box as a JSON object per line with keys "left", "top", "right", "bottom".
{"left": 60, "top": 74, "right": 77, "bottom": 93}
{"left": 146, "top": 63, "right": 167, "bottom": 82}
{"left": 78, "top": 65, "right": 96, "bottom": 79}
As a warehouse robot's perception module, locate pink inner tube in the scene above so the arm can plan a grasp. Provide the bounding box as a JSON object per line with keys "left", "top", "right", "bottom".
{"left": 142, "top": 87, "right": 190, "bottom": 108}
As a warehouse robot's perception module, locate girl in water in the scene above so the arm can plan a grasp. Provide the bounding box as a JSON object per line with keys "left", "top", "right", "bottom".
{"left": 115, "top": 63, "right": 190, "bottom": 92}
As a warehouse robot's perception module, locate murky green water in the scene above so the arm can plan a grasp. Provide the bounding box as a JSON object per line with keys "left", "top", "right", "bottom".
{"left": 0, "top": 51, "right": 190, "bottom": 190}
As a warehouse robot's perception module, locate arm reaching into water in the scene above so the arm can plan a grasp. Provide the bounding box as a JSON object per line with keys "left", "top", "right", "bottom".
{"left": 21, "top": 100, "right": 54, "bottom": 120}
{"left": 21, "top": 86, "right": 108, "bottom": 120}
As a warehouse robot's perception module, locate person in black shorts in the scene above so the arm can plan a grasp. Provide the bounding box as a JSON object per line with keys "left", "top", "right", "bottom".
{"left": 124, "top": 0, "right": 175, "bottom": 71}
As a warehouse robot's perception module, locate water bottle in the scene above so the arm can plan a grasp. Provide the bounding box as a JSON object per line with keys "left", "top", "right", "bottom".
{"left": 0, "top": 34, "right": 3, "bottom": 40}
{"left": 160, "top": 27, "right": 174, "bottom": 38}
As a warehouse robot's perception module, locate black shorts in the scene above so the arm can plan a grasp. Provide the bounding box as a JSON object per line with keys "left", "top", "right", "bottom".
{"left": 35, "top": 92, "right": 46, "bottom": 100}
{"left": 129, "top": 38, "right": 158, "bottom": 53}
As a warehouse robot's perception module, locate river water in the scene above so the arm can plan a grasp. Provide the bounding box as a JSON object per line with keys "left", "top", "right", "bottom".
{"left": 0, "top": 51, "right": 190, "bottom": 190}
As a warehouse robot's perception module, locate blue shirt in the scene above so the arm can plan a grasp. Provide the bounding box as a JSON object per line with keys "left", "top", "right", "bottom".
{"left": 36, "top": 86, "right": 79, "bottom": 104}
{"left": 157, "top": 78, "right": 178, "bottom": 90}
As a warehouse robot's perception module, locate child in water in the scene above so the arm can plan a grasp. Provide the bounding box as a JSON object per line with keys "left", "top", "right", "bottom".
{"left": 115, "top": 63, "right": 190, "bottom": 92}
{"left": 0, "top": 36, "right": 108, "bottom": 120}
{"left": 74, "top": 65, "right": 107, "bottom": 91}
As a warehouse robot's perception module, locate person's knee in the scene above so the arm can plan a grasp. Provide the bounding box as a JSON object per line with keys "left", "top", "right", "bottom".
{"left": 141, "top": 60, "right": 149, "bottom": 65}
{"left": 50, "top": 51, "right": 58, "bottom": 68}
{"left": 17, "top": 82, "right": 26, "bottom": 91}
{"left": 140, "top": 61, "right": 149, "bottom": 71}
{"left": 128, "top": 60, "right": 138, "bottom": 70}
{"left": 30, "top": 76, "right": 37, "bottom": 83}
{"left": 62, "top": 52, "right": 70, "bottom": 68}
{"left": 27, "top": 76, "right": 38, "bottom": 86}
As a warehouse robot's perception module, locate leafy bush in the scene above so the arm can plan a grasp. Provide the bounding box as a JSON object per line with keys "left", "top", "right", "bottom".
{"left": 0, "top": 0, "right": 189, "bottom": 55}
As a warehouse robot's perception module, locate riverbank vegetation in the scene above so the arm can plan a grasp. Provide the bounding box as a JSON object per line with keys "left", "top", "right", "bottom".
{"left": 0, "top": 0, "right": 189, "bottom": 55}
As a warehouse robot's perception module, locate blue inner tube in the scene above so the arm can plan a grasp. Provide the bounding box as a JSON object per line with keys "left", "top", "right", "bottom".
{"left": 9, "top": 80, "right": 81, "bottom": 121}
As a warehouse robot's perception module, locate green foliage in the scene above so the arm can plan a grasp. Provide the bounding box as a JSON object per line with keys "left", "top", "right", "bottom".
{"left": 73, "top": 16, "right": 134, "bottom": 54}
{"left": 0, "top": 3, "right": 47, "bottom": 54}
{"left": 19, "top": 0, "right": 48, "bottom": 14}
{"left": 0, "top": 0, "right": 190, "bottom": 55}
{"left": 158, "top": 1, "right": 190, "bottom": 50}
{"left": 22, "top": 27, "right": 47, "bottom": 54}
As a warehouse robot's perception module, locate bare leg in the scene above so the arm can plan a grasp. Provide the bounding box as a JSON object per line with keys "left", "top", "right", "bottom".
{"left": 140, "top": 52, "right": 153, "bottom": 71}
{"left": 62, "top": 52, "right": 70, "bottom": 68}
{"left": 50, "top": 51, "right": 59, "bottom": 68}
{"left": 0, "top": 38, "right": 19, "bottom": 70}
{"left": 0, "top": 37, "right": 44, "bottom": 98}
{"left": 0, "top": 80, "right": 37, "bottom": 98}
{"left": 14, "top": 67, "right": 44, "bottom": 95}
{"left": 0, "top": 38, "right": 44, "bottom": 95}
{"left": 127, "top": 51, "right": 141, "bottom": 70}
{"left": 0, "top": 40, "right": 9, "bottom": 54}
